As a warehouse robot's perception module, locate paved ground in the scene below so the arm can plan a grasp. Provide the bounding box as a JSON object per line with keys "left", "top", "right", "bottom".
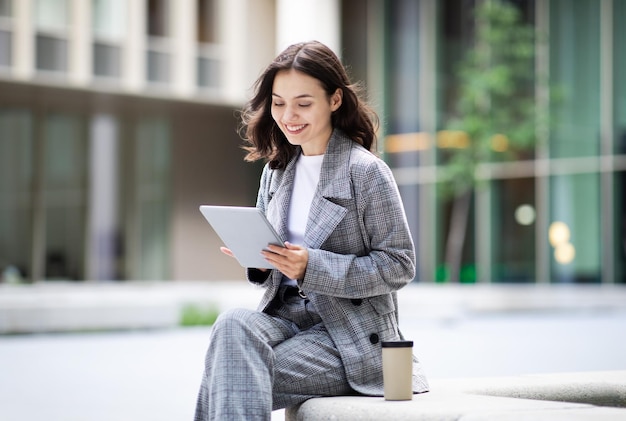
{"left": 1, "top": 308, "right": 625, "bottom": 421}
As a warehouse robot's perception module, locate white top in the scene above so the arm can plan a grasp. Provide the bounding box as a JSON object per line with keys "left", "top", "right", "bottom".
{"left": 283, "top": 153, "right": 324, "bottom": 286}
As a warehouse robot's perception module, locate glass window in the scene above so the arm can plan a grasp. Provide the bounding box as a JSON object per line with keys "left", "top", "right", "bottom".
{"left": 435, "top": 0, "right": 536, "bottom": 283}
{"left": 146, "top": 0, "right": 170, "bottom": 85}
{"left": 491, "top": 178, "right": 536, "bottom": 282}
{"left": 550, "top": 173, "right": 601, "bottom": 283}
{"left": 93, "top": 42, "right": 121, "bottom": 77}
{"left": 146, "top": 50, "right": 169, "bottom": 83}
{"left": 35, "top": 0, "right": 69, "bottom": 31}
{"left": 197, "top": 0, "right": 216, "bottom": 44}
{"left": 0, "top": 110, "right": 33, "bottom": 283}
{"left": 616, "top": 172, "right": 626, "bottom": 284}
{"left": 0, "top": 0, "right": 13, "bottom": 67}
{"left": 615, "top": 2, "right": 626, "bottom": 284}
{"left": 36, "top": 35, "right": 68, "bottom": 72}
{"left": 437, "top": 0, "right": 474, "bottom": 146}
{"left": 0, "top": 30, "right": 10, "bottom": 66}
{"left": 134, "top": 118, "right": 170, "bottom": 280}
{"left": 43, "top": 114, "right": 86, "bottom": 280}
{"left": 549, "top": 0, "right": 600, "bottom": 158}
{"left": 92, "top": 0, "right": 125, "bottom": 39}
{"left": 387, "top": 0, "right": 420, "bottom": 135}
{"left": 147, "top": 0, "right": 169, "bottom": 37}
{"left": 92, "top": 0, "right": 125, "bottom": 78}
{"left": 435, "top": 191, "right": 476, "bottom": 283}
{"left": 196, "top": 0, "right": 220, "bottom": 90}
{"left": 0, "top": 0, "right": 11, "bottom": 17}
{"left": 35, "top": 0, "right": 69, "bottom": 73}
{"left": 615, "top": 0, "right": 626, "bottom": 154}
{"left": 197, "top": 56, "right": 219, "bottom": 88}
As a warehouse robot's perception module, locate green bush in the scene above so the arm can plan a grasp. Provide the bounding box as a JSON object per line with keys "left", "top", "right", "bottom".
{"left": 179, "top": 304, "right": 220, "bottom": 326}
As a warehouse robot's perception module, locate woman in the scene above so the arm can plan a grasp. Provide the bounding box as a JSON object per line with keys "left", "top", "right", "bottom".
{"left": 194, "top": 40, "right": 428, "bottom": 420}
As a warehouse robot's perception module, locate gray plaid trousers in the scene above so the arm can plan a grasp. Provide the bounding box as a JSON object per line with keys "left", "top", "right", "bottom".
{"left": 194, "top": 297, "right": 354, "bottom": 420}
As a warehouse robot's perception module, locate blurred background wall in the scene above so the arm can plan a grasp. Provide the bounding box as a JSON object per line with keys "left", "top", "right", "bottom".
{"left": 0, "top": 0, "right": 624, "bottom": 284}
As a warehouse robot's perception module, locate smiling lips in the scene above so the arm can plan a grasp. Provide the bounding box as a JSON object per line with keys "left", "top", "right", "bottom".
{"left": 285, "top": 124, "right": 307, "bottom": 134}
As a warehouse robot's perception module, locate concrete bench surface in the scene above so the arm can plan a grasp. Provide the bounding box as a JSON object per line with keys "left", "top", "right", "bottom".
{"left": 285, "top": 371, "right": 626, "bottom": 420}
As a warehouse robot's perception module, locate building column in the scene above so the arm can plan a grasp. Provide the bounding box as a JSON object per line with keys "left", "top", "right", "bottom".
{"left": 69, "top": 0, "right": 91, "bottom": 86}
{"left": 417, "top": 0, "right": 439, "bottom": 283}
{"left": 600, "top": 0, "right": 615, "bottom": 284}
{"left": 275, "top": 0, "right": 340, "bottom": 55}
{"left": 172, "top": 0, "right": 195, "bottom": 97}
{"left": 535, "top": 0, "right": 551, "bottom": 283}
{"left": 220, "top": 0, "right": 247, "bottom": 103}
{"left": 12, "top": 0, "right": 34, "bottom": 80}
{"left": 124, "top": 0, "right": 146, "bottom": 92}
{"left": 87, "top": 115, "right": 120, "bottom": 281}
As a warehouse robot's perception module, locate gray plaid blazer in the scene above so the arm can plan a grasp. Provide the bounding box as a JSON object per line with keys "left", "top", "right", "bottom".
{"left": 247, "top": 129, "right": 429, "bottom": 396}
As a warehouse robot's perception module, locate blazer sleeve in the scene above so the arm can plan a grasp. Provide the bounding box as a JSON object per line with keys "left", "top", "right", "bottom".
{"left": 301, "top": 157, "right": 416, "bottom": 298}
{"left": 246, "top": 163, "right": 274, "bottom": 285}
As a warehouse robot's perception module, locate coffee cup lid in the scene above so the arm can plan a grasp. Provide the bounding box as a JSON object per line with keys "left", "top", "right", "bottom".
{"left": 381, "top": 340, "right": 413, "bottom": 348}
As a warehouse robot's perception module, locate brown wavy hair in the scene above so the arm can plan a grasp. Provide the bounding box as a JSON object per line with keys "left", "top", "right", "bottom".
{"left": 239, "top": 41, "right": 378, "bottom": 169}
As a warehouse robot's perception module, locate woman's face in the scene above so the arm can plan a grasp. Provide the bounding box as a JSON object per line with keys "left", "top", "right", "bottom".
{"left": 271, "top": 69, "right": 342, "bottom": 156}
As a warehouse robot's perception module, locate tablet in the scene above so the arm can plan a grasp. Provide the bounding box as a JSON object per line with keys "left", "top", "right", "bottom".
{"left": 199, "top": 205, "right": 284, "bottom": 269}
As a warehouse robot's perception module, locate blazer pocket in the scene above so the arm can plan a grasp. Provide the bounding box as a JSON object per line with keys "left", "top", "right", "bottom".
{"left": 368, "top": 294, "right": 395, "bottom": 315}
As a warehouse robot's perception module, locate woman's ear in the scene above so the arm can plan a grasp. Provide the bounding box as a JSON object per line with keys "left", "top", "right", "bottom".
{"left": 330, "top": 88, "right": 343, "bottom": 112}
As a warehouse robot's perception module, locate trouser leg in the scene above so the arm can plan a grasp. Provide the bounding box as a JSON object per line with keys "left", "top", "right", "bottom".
{"left": 194, "top": 308, "right": 295, "bottom": 421}
{"left": 194, "top": 296, "right": 354, "bottom": 419}
{"left": 272, "top": 320, "right": 354, "bottom": 410}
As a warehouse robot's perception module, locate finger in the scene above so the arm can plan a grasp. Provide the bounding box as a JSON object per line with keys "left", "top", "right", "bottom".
{"left": 284, "top": 242, "right": 306, "bottom": 250}
{"left": 266, "top": 244, "right": 287, "bottom": 255}
{"left": 220, "top": 247, "right": 235, "bottom": 257}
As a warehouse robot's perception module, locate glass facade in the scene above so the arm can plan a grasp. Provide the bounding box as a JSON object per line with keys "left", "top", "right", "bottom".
{"left": 1, "top": 0, "right": 624, "bottom": 283}
{"left": 0, "top": 0, "right": 264, "bottom": 282}
{"left": 341, "top": 0, "right": 626, "bottom": 284}
{"left": 0, "top": 104, "right": 172, "bottom": 282}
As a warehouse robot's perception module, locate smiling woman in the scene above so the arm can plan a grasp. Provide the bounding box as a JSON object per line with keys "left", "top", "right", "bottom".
{"left": 194, "top": 41, "right": 428, "bottom": 420}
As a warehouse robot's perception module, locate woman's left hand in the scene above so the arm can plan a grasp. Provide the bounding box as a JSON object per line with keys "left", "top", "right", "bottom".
{"left": 262, "top": 242, "right": 308, "bottom": 280}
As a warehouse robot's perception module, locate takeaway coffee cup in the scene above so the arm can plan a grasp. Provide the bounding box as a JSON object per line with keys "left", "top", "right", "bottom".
{"left": 381, "top": 340, "right": 413, "bottom": 400}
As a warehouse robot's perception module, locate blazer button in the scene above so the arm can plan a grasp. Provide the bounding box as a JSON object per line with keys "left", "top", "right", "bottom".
{"left": 351, "top": 299, "right": 363, "bottom": 306}
{"left": 369, "top": 333, "right": 379, "bottom": 344}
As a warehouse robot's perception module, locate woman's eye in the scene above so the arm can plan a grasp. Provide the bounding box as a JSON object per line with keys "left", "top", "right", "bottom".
{"left": 299, "top": 103, "right": 312, "bottom": 108}
{"left": 273, "top": 103, "right": 284, "bottom": 107}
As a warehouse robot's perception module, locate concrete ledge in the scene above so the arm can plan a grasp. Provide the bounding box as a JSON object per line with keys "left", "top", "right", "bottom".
{"left": 0, "top": 281, "right": 263, "bottom": 333}
{"left": 1, "top": 282, "right": 626, "bottom": 333}
{"left": 444, "top": 371, "right": 626, "bottom": 408}
{"left": 285, "top": 371, "right": 626, "bottom": 421}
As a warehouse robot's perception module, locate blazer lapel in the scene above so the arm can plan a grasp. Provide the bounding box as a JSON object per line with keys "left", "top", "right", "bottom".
{"left": 305, "top": 130, "right": 353, "bottom": 249}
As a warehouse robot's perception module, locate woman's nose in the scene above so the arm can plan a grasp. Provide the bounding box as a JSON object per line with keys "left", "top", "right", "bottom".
{"left": 283, "top": 105, "right": 298, "bottom": 120}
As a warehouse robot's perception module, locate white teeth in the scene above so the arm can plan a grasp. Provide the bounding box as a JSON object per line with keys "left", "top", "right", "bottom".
{"left": 286, "top": 124, "right": 306, "bottom": 132}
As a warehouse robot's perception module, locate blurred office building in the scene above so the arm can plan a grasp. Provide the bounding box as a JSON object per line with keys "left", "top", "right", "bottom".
{"left": 0, "top": 0, "right": 624, "bottom": 285}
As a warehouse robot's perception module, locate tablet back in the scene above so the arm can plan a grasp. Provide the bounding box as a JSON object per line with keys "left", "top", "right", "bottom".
{"left": 199, "top": 205, "right": 284, "bottom": 269}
